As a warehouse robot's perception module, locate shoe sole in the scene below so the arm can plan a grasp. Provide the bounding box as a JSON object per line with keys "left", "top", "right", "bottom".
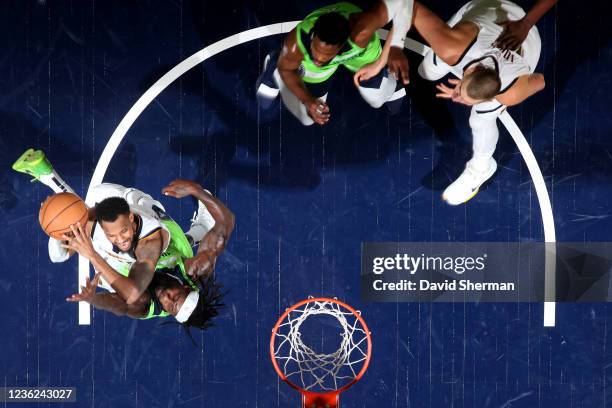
{"left": 12, "top": 148, "right": 51, "bottom": 180}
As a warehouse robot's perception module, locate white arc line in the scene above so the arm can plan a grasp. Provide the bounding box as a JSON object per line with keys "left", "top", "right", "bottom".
{"left": 79, "top": 24, "right": 556, "bottom": 327}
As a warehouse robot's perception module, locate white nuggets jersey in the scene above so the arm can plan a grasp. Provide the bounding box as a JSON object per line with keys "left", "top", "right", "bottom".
{"left": 87, "top": 183, "right": 170, "bottom": 276}
{"left": 449, "top": 0, "right": 541, "bottom": 92}
{"left": 90, "top": 206, "right": 170, "bottom": 276}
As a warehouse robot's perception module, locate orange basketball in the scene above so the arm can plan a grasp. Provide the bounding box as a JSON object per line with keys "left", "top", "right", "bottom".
{"left": 39, "top": 192, "right": 89, "bottom": 240}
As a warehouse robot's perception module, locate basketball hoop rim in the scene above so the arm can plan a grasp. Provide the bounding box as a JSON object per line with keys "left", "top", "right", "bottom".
{"left": 269, "top": 297, "right": 372, "bottom": 397}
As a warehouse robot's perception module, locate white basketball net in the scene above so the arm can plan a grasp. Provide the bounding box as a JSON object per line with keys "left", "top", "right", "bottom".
{"left": 272, "top": 298, "right": 370, "bottom": 392}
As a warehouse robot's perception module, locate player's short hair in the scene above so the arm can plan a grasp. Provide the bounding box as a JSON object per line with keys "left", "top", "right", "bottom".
{"left": 183, "top": 274, "right": 224, "bottom": 332}
{"left": 465, "top": 65, "right": 501, "bottom": 101}
{"left": 312, "top": 12, "right": 350, "bottom": 46}
{"left": 95, "top": 196, "right": 130, "bottom": 223}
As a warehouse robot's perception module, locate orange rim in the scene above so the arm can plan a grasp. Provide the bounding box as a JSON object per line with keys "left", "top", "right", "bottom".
{"left": 269, "top": 297, "right": 372, "bottom": 396}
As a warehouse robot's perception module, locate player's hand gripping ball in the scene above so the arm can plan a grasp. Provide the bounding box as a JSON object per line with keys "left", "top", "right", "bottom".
{"left": 39, "top": 192, "right": 88, "bottom": 240}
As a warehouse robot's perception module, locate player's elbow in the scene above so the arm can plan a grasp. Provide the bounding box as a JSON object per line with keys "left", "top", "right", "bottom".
{"left": 437, "top": 49, "right": 461, "bottom": 66}
{"left": 125, "top": 287, "right": 145, "bottom": 305}
{"left": 125, "top": 294, "right": 149, "bottom": 313}
{"left": 537, "top": 74, "right": 545, "bottom": 92}
{"left": 531, "top": 73, "right": 545, "bottom": 93}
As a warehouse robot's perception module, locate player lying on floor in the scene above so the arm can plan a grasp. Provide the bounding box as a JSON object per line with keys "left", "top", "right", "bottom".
{"left": 255, "top": 0, "right": 414, "bottom": 126}
{"left": 356, "top": 0, "right": 547, "bottom": 205}
{"left": 13, "top": 149, "right": 234, "bottom": 306}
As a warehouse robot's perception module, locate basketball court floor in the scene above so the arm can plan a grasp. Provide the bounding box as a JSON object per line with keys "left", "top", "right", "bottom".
{"left": 1, "top": 0, "right": 611, "bottom": 406}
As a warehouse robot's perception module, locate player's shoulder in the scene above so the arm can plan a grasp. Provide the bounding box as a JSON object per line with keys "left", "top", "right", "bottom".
{"left": 495, "top": 75, "right": 529, "bottom": 106}
{"left": 280, "top": 29, "right": 303, "bottom": 63}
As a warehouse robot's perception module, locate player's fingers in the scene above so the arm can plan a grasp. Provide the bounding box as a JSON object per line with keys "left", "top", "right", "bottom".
{"left": 436, "top": 92, "right": 452, "bottom": 99}
{"left": 69, "top": 224, "right": 82, "bottom": 241}
{"left": 66, "top": 296, "right": 79, "bottom": 302}
{"left": 436, "top": 83, "right": 450, "bottom": 93}
{"left": 448, "top": 78, "right": 460, "bottom": 85}
{"left": 388, "top": 63, "right": 399, "bottom": 81}
{"left": 353, "top": 72, "right": 361, "bottom": 87}
{"left": 494, "top": 31, "right": 510, "bottom": 46}
{"left": 399, "top": 65, "right": 410, "bottom": 85}
{"left": 77, "top": 222, "right": 86, "bottom": 237}
{"left": 162, "top": 188, "right": 179, "bottom": 198}
{"left": 92, "top": 273, "right": 101, "bottom": 285}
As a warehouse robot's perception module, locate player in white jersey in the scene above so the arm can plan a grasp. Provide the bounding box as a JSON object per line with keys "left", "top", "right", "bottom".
{"left": 356, "top": 0, "right": 547, "bottom": 204}
{"left": 12, "top": 149, "right": 233, "bottom": 306}
{"left": 65, "top": 179, "right": 235, "bottom": 329}
{"left": 414, "top": 0, "right": 546, "bottom": 204}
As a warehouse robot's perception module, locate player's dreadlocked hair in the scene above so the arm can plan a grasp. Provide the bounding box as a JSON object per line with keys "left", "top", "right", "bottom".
{"left": 312, "top": 12, "right": 350, "bottom": 46}
{"left": 160, "top": 274, "right": 225, "bottom": 346}
{"left": 183, "top": 274, "right": 225, "bottom": 331}
{"left": 95, "top": 197, "right": 130, "bottom": 223}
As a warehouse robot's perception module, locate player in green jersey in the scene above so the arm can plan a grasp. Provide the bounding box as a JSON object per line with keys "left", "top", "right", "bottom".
{"left": 256, "top": 1, "right": 414, "bottom": 125}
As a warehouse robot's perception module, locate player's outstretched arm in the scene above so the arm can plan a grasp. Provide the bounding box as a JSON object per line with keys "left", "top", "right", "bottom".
{"left": 353, "top": 1, "right": 412, "bottom": 84}
{"left": 129, "top": 232, "right": 163, "bottom": 303}
{"left": 162, "top": 179, "right": 235, "bottom": 281}
{"left": 89, "top": 293, "right": 148, "bottom": 318}
{"left": 354, "top": 27, "right": 397, "bottom": 86}
{"left": 66, "top": 272, "right": 149, "bottom": 318}
{"left": 277, "top": 30, "right": 330, "bottom": 125}
{"left": 278, "top": 30, "right": 311, "bottom": 106}
{"left": 496, "top": 73, "right": 545, "bottom": 106}
{"left": 351, "top": 2, "right": 388, "bottom": 48}
{"left": 411, "top": 1, "right": 468, "bottom": 65}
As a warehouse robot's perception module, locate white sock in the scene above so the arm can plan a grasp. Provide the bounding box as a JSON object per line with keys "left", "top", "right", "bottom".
{"left": 39, "top": 171, "right": 75, "bottom": 194}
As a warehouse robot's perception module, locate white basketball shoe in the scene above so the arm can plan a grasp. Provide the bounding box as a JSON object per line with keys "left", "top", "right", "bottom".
{"left": 442, "top": 158, "right": 497, "bottom": 205}
{"left": 186, "top": 195, "right": 216, "bottom": 245}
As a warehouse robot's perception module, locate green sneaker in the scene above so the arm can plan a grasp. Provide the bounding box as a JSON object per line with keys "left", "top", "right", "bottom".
{"left": 12, "top": 148, "right": 54, "bottom": 181}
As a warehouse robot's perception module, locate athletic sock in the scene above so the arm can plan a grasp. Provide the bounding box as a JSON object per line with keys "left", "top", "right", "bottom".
{"left": 39, "top": 171, "right": 75, "bottom": 194}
